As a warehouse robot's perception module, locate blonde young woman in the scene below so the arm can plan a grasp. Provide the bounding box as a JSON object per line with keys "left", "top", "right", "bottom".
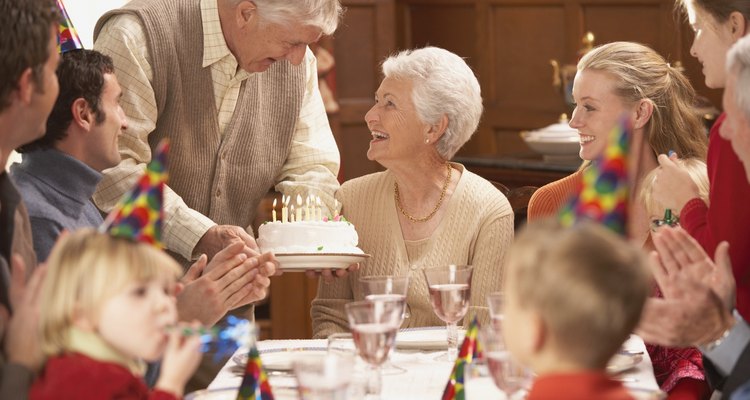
{"left": 526, "top": 42, "right": 709, "bottom": 398}
{"left": 311, "top": 47, "right": 513, "bottom": 338}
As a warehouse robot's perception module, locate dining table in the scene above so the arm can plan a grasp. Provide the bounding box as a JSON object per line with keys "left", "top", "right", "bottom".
{"left": 202, "top": 328, "right": 662, "bottom": 400}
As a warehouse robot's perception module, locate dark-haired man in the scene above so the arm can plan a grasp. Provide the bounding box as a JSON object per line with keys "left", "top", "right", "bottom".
{"left": 0, "top": 0, "right": 61, "bottom": 396}
{"left": 11, "top": 49, "right": 127, "bottom": 262}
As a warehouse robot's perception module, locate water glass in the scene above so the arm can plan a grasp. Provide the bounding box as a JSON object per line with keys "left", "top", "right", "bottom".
{"left": 464, "top": 359, "right": 505, "bottom": 400}
{"left": 423, "top": 264, "right": 474, "bottom": 362}
{"left": 486, "top": 292, "right": 505, "bottom": 335}
{"left": 360, "top": 275, "right": 410, "bottom": 375}
{"left": 293, "top": 353, "right": 354, "bottom": 400}
{"left": 345, "top": 299, "right": 402, "bottom": 398}
{"left": 479, "top": 327, "right": 533, "bottom": 399}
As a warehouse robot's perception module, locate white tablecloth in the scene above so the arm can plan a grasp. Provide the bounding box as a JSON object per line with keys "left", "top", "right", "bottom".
{"left": 207, "top": 335, "right": 661, "bottom": 399}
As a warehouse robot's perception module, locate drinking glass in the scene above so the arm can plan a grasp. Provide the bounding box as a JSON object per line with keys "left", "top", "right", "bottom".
{"left": 479, "top": 326, "right": 533, "bottom": 400}
{"left": 486, "top": 292, "right": 505, "bottom": 335}
{"left": 360, "top": 275, "right": 410, "bottom": 375}
{"left": 326, "top": 333, "right": 367, "bottom": 400}
{"left": 423, "top": 264, "right": 473, "bottom": 362}
{"left": 464, "top": 359, "right": 505, "bottom": 400}
{"left": 345, "top": 299, "right": 402, "bottom": 398}
{"left": 293, "top": 353, "right": 355, "bottom": 400}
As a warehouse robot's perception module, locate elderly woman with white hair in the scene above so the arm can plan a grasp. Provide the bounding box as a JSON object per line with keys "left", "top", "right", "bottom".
{"left": 311, "top": 47, "right": 513, "bottom": 338}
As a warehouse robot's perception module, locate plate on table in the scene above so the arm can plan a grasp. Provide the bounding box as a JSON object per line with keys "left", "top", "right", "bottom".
{"left": 275, "top": 253, "right": 370, "bottom": 272}
{"left": 606, "top": 352, "right": 643, "bottom": 375}
{"left": 395, "top": 326, "right": 467, "bottom": 351}
{"left": 186, "top": 387, "right": 298, "bottom": 400}
{"left": 233, "top": 347, "right": 328, "bottom": 371}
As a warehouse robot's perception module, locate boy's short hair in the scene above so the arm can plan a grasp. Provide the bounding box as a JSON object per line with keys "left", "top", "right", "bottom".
{"left": 639, "top": 158, "right": 709, "bottom": 217}
{"left": 39, "top": 229, "right": 182, "bottom": 356}
{"left": 508, "top": 219, "right": 651, "bottom": 368}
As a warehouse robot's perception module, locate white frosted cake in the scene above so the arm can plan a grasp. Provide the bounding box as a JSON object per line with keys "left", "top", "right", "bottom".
{"left": 257, "top": 220, "right": 364, "bottom": 254}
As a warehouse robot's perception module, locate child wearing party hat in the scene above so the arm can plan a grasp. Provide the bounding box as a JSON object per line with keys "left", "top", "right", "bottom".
{"left": 30, "top": 142, "right": 202, "bottom": 399}
{"left": 502, "top": 219, "right": 651, "bottom": 400}
{"left": 29, "top": 229, "right": 202, "bottom": 399}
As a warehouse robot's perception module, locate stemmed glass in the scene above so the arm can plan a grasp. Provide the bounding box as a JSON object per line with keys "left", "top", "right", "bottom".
{"left": 360, "top": 275, "right": 410, "bottom": 375}
{"left": 292, "top": 353, "right": 355, "bottom": 400}
{"left": 423, "top": 264, "right": 473, "bottom": 362}
{"left": 479, "top": 326, "right": 533, "bottom": 400}
{"left": 486, "top": 292, "right": 505, "bottom": 334}
{"left": 345, "top": 299, "right": 402, "bottom": 398}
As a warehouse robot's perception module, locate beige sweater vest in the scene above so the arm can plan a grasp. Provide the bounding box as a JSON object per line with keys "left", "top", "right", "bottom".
{"left": 94, "top": 0, "right": 305, "bottom": 228}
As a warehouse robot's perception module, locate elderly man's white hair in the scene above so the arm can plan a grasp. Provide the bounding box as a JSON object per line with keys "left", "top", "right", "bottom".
{"left": 728, "top": 35, "right": 750, "bottom": 122}
{"left": 382, "top": 46, "right": 483, "bottom": 160}
{"left": 231, "top": 0, "right": 343, "bottom": 35}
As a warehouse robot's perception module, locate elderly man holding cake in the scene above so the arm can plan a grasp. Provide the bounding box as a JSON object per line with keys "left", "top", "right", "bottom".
{"left": 311, "top": 46, "right": 513, "bottom": 337}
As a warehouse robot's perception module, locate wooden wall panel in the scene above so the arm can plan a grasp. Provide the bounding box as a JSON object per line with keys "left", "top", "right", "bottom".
{"left": 583, "top": 5, "right": 663, "bottom": 50}
{"left": 334, "top": 1, "right": 396, "bottom": 180}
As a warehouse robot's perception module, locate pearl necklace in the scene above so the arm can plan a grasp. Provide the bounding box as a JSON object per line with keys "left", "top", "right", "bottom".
{"left": 394, "top": 164, "right": 452, "bottom": 223}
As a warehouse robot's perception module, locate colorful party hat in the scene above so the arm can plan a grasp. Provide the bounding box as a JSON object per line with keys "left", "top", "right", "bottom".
{"left": 56, "top": 0, "right": 83, "bottom": 53}
{"left": 558, "top": 117, "right": 631, "bottom": 235}
{"left": 236, "top": 344, "right": 274, "bottom": 400}
{"left": 442, "top": 317, "right": 483, "bottom": 400}
{"left": 100, "top": 140, "right": 168, "bottom": 248}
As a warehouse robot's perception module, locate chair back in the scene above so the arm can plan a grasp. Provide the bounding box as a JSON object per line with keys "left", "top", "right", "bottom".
{"left": 490, "top": 181, "right": 537, "bottom": 230}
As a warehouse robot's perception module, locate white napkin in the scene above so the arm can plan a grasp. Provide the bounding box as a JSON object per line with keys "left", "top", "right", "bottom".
{"left": 395, "top": 327, "right": 467, "bottom": 351}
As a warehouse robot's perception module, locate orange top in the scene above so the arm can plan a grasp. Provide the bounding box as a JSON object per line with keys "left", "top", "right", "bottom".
{"left": 527, "top": 170, "right": 584, "bottom": 222}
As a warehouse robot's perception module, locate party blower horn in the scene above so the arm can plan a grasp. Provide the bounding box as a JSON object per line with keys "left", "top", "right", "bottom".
{"left": 442, "top": 316, "right": 483, "bottom": 400}
{"left": 56, "top": 0, "right": 84, "bottom": 53}
{"left": 100, "top": 140, "right": 168, "bottom": 248}
{"left": 559, "top": 117, "right": 631, "bottom": 236}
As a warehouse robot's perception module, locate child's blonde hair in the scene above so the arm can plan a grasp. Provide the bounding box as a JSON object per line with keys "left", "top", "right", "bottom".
{"left": 40, "top": 229, "right": 182, "bottom": 356}
{"left": 639, "top": 158, "right": 709, "bottom": 217}
{"left": 507, "top": 219, "right": 651, "bottom": 369}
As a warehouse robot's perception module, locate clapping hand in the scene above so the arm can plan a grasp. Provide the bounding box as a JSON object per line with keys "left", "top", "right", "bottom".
{"left": 177, "top": 242, "right": 277, "bottom": 326}
{"left": 636, "top": 226, "right": 735, "bottom": 347}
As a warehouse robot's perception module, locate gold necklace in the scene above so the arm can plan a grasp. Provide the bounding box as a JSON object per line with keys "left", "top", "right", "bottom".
{"left": 394, "top": 164, "right": 452, "bottom": 223}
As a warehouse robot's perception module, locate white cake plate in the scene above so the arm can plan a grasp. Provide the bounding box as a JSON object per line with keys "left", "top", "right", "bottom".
{"left": 275, "top": 253, "right": 370, "bottom": 272}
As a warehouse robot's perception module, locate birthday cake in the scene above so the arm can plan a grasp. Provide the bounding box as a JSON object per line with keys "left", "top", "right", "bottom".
{"left": 257, "top": 220, "right": 364, "bottom": 254}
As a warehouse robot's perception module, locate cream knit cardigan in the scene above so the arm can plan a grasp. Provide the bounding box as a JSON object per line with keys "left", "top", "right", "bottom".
{"left": 311, "top": 164, "right": 513, "bottom": 338}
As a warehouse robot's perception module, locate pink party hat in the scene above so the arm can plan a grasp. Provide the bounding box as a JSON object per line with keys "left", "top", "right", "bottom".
{"left": 100, "top": 140, "right": 168, "bottom": 248}
{"left": 442, "top": 316, "right": 483, "bottom": 400}
{"left": 56, "top": 0, "right": 83, "bottom": 53}
{"left": 236, "top": 344, "right": 274, "bottom": 400}
{"left": 559, "top": 117, "right": 631, "bottom": 235}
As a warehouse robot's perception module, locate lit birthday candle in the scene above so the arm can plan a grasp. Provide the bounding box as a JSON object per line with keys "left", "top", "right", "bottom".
{"left": 305, "top": 196, "right": 311, "bottom": 221}
{"left": 334, "top": 199, "right": 340, "bottom": 220}
{"left": 316, "top": 196, "right": 322, "bottom": 221}
{"left": 290, "top": 204, "right": 296, "bottom": 222}
{"left": 281, "top": 195, "right": 288, "bottom": 223}
{"left": 296, "top": 194, "right": 303, "bottom": 221}
{"left": 272, "top": 198, "right": 277, "bottom": 222}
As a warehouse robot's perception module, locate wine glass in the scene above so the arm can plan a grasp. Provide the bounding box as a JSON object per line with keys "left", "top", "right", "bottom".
{"left": 345, "top": 299, "right": 402, "bottom": 398}
{"left": 423, "top": 264, "right": 473, "bottom": 362}
{"left": 360, "top": 275, "right": 410, "bottom": 375}
{"left": 479, "top": 326, "right": 533, "bottom": 400}
{"left": 486, "top": 291, "right": 505, "bottom": 334}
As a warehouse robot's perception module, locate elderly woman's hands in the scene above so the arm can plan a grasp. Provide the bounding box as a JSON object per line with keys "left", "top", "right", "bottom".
{"left": 651, "top": 154, "right": 702, "bottom": 215}
{"left": 305, "top": 263, "right": 361, "bottom": 283}
{"left": 636, "top": 226, "right": 735, "bottom": 347}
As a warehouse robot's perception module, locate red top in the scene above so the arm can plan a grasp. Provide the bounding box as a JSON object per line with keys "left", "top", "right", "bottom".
{"left": 680, "top": 113, "right": 750, "bottom": 317}
{"left": 527, "top": 372, "right": 634, "bottom": 400}
{"left": 30, "top": 353, "right": 179, "bottom": 400}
